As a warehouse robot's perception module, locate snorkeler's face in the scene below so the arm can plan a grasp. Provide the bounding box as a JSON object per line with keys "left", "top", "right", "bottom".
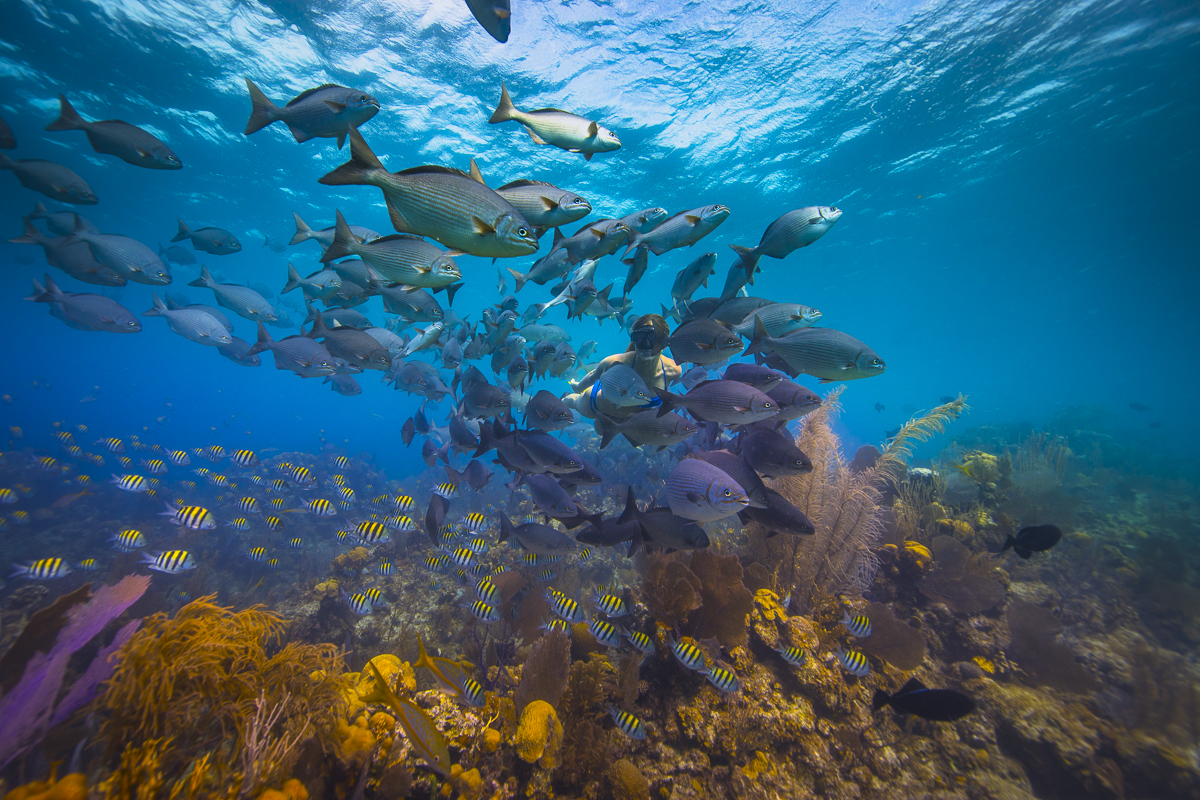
{"left": 631, "top": 328, "right": 663, "bottom": 355}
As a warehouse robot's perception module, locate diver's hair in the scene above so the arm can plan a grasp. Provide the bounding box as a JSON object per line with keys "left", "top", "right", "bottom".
{"left": 625, "top": 313, "right": 671, "bottom": 352}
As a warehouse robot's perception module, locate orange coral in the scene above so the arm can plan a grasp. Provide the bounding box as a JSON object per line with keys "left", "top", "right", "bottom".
{"left": 332, "top": 547, "right": 371, "bottom": 571}
{"left": 3, "top": 773, "right": 86, "bottom": 800}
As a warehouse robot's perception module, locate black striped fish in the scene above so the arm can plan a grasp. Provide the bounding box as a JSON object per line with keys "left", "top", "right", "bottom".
{"left": 288, "top": 538, "right": 304, "bottom": 549}
{"left": 346, "top": 592, "right": 372, "bottom": 615}
{"left": 377, "top": 559, "right": 394, "bottom": 576}
{"left": 446, "top": 547, "right": 476, "bottom": 567}
{"left": 773, "top": 646, "right": 807, "bottom": 667}
{"left": 423, "top": 554, "right": 449, "bottom": 571}
{"left": 432, "top": 482, "right": 459, "bottom": 500}
{"left": 230, "top": 449, "right": 259, "bottom": 467}
{"left": 841, "top": 611, "right": 872, "bottom": 638}
{"left": 587, "top": 617, "right": 622, "bottom": 648}
{"left": 608, "top": 706, "right": 646, "bottom": 740}
{"left": 160, "top": 502, "right": 216, "bottom": 530}
{"left": 109, "top": 528, "right": 146, "bottom": 551}
{"left": 142, "top": 550, "right": 197, "bottom": 574}
{"left": 461, "top": 512, "right": 487, "bottom": 532}
{"left": 835, "top": 648, "right": 871, "bottom": 677}
{"left": 355, "top": 520, "right": 391, "bottom": 544}
{"left": 624, "top": 629, "right": 655, "bottom": 655}
{"left": 701, "top": 666, "right": 740, "bottom": 693}
{"left": 10, "top": 557, "right": 72, "bottom": 579}
{"left": 235, "top": 497, "right": 260, "bottom": 514}
{"left": 76, "top": 558, "right": 99, "bottom": 572}
{"left": 166, "top": 450, "right": 190, "bottom": 465}
{"left": 245, "top": 546, "right": 268, "bottom": 563}
{"left": 140, "top": 458, "right": 168, "bottom": 474}
{"left": 225, "top": 518, "right": 250, "bottom": 531}
{"left": 462, "top": 599, "right": 499, "bottom": 622}
{"left": 545, "top": 590, "right": 585, "bottom": 623}
{"left": 96, "top": 437, "right": 125, "bottom": 453}
{"left": 591, "top": 592, "right": 629, "bottom": 617}
{"left": 288, "top": 465, "right": 316, "bottom": 488}
{"left": 334, "top": 455, "right": 353, "bottom": 469}
{"left": 304, "top": 498, "right": 337, "bottom": 516}
{"left": 669, "top": 638, "right": 707, "bottom": 671}
{"left": 265, "top": 516, "right": 284, "bottom": 531}
{"left": 111, "top": 473, "right": 149, "bottom": 492}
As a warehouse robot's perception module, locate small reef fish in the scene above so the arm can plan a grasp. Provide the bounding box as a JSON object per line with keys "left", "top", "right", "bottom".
{"left": 160, "top": 502, "right": 216, "bottom": 530}
{"left": 841, "top": 612, "right": 872, "bottom": 638}
{"left": 872, "top": 679, "right": 976, "bottom": 722}
{"left": 587, "top": 617, "right": 622, "bottom": 648}
{"left": 109, "top": 529, "right": 147, "bottom": 551}
{"left": 367, "top": 661, "right": 452, "bottom": 776}
{"left": 834, "top": 648, "right": 870, "bottom": 677}
{"left": 346, "top": 593, "right": 372, "bottom": 615}
{"left": 463, "top": 599, "right": 500, "bottom": 622}
{"left": 608, "top": 706, "right": 647, "bottom": 740}
{"left": 591, "top": 592, "right": 629, "bottom": 617}
{"left": 245, "top": 547, "right": 268, "bottom": 562}
{"left": 669, "top": 638, "right": 707, "bottom": 671}
{"left": 701, "top": 666, "right": 740, "bottom": 693}
{"left": 625, "top": 630, "right": 655, "bottom": 655}
{"left": 111, "top": 474, "right": 149, "bottom": 492}
{"left": 1002, "top": 524, "right": 1062, "bottom": 559}
{"left": 774, "top": 646, "right": 807, "bottom": 667}
{"left": 10, "top": 557, "right": 72, "bottom": 579}
{"left": 545, "top": 590, "right": 586, "bottom": 623}
{"left": 142, "top": 550, "right": 197, "bottom": 574}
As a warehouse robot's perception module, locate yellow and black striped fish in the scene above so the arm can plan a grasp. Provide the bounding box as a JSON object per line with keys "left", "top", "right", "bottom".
{"left": 474, "top": 578, "right": 498, "bottom": 605}
{"left": 587, "top": 617, "right": 621, "bottom": 647}
{"left": 355, "top": 520, "right": 391, "bottom": 544}
{"left": 109, "top": 528, "right": 146, "bottom": 552}
{"left": 536, "top": 568, "right": 556, "bottom": 583}
{"left": 377, "top": 559, "right": 394, "bottom": 576}
{"left": 10, "top": 510, "right": 30, "bottom": 525}
{"left": 96, "top": 437, "right": 125, "bottom": 453}
{"left": 11, "top": 557, "right": 72, "bottom": 579}
{"left": 63, "top": 445, "right": 85, "bottom": 459}
{"left": 624, "top": 629, "right": 655, "bottom": 654}
{"left": 540, "top": 619, "right": 571, "bottom": 634}
{"left": 160, "top": 502, "right": 216, "bottom": 530}
{"left": 461, "top": 536, "right": 487, "bottom": 554}
{"left": 773, "top": 646, "right": 806, "bottom": 667}
{"left": 392, "top": 495, "right": 415, "bottom": 513}
{"left": 53, "top": 431, "right": 75, "bottom": 444}
{"left": 835, "top": 648, "right": 870, "bottom": 677}
{"left": 670, "top": 638, "right": 707, "bottom": 671}
{"left": 225, "top": 518, "right": 250, "bottom": 531}
{"left": 337, "top": 486, "right": 356, "bottom": 502}
{"left": 461, "top": 512, "right": 487, "bottom": 532}
{"left": 235, "top": 497, "right": 260, "bottom": 514}
{"left": 205, "top": 445, "right": 227, "bottom": 461}
{"left": 463, "top": 599, "right": 499, "bottom": 622}
{"left": 76, "top": 558, "right": 99, "bottom": 572}
{"left": 334, "top": 529, "right": 352, "bottom": 544}
{"left": 288, "top": 537, "right": 304, "bottom": 549}
{"left": 334, "top": 455, "right": 353, "bottom": 470}
{"left": 446, "top": 547, "right": 476, "bottom": 567}
{"left": 142, "top": 550, "right": 197, "bottom": 574}
{"left": 265, "top": 516, "right": 284, "bottom": 531}
{"left": 385, "top": 515, "right": 416, "bottom": 531}
{"left": 0, "top": 488, "right": 17, "bottom": 504}
{"left": 268, "top": 498, "right": 286, "bottom": 510}
{"left": 245, "top": 546, "right": 268, "bottom": 562}
{"left": 117, "top": 456, "right": 132, "bottom": 468}
{"left": 608, "top": 707, "right": 646, "bottom": 740}
{"left": 304, "top": 498, "right": 337, "bottom": 516}
{"left": 545, "top": 591, "right": 585, "bottom": 623}
{"left": 577, "top": 547, "right": 593, "bottom": 563}
{"left": 701, "top": 666, "right": 740, "bottom": 693}
{"left": 423, "top": 554, "right": 449, "bottom": 571}
{"left": 289, "top": 465, "right": 316, "bottom": 488}
{"left": 230, "top": 449, "right": 259, "bottom": 467}
{"left": 591, "top": 592, "right": 629, "bottom": 617}
{"left": 459, "top": 676, "right": 485, "bottom": 707}
{"left": 364, "top": 587, "right": 386, "bottom": 608}
{"left": 267, "top": 558, "right": 280, "bottom": 570}
{"left": 141, "top": 459, "right": 168, "bottom": 475}
{"left": 110, "top": 473, "right": 149, "bottom": 492}
{"left": 840, "top": 612, "right": 872, "bottom": 638}
{"left": 432, "top": 483, "right": 458, "bottom": 499}
{"left": 34, "top": 456, "right": 58, "bottom": 471}
{"left": 346, "top": 592, "right": 371, "bottom": 614}
{"left": 330, "top": 474, "right": 347, "bottom": 486}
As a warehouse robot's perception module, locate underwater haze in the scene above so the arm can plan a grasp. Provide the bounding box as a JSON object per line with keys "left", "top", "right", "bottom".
{"left": 1, "top": 1, "right": 1199, "bottom": 799}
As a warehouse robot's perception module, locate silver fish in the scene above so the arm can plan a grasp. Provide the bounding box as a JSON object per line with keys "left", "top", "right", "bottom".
{"left": 27, "top": 203, "right": 98, "bottom": 236}
{"left": 289, "top": 211, "right": 380, "bottom": 250}
{"left": 325, "top": 373, "right": 362, "bottom": 396}
{"left": 598, "top": 364, "right": 654, "bottom": 407}
{"left": 507, "top": 246, "right": 571, "bottom": 292}
{"left": 618, "top": 207, "right": 669, "bottom": 234}
{"left": 9, "top": 219, "right": 125, "bottom": 287}
{"left": 745, "top": 319, "right": 885, "bottom": 382}
{"left": 45, "top": 95, "right": 180, "bottom": 169}
{"left": 495, "top": 179, "right": 591, "bottom": 237}
{"left": 248, "top": 322, "right": 339, "bottom": 377}
{"left": 307, "top": 310, "right": 392, "bottom": 371}
{"left": 655, "top": 379, "right": 778, "bottom": 424}
{"left": 188, "top": 265, "right": 278, "bottom": 322}
{"left": 164, "top": 296, "right": 233, "bottom": 332}
{"left": 172, "top": 219, "right": 241, "bottom": 254}
{"left": 282, "top": 264, "right": 342, "bottom": 300}
{"left": 26, "top": 275, "right": 141, "bottom": 333}
{"left": 217, "top": 336, "right": 262, "bottom": 367}
{"left": 732, "top": 303, "right": 822, "bottom": 339}
{"left": 595, "top": 410, "right": 697, "bottom": 451}
{"left": 666, "top": 458, "right": 749, "bottom": 522}
{"left": 667, "top": 319, "right": 743, "bottom": 366}
{"left": 68, "top": 222, "right": 170, "bottom": 285}
{"left": 765, "top": 380, "right": 823, "bottom": 420}
{"left": 731, "top": 206, "right": 843, "bottom": 276}
{"left": 0, "top": 152, "right": 96, "bottom": 204}
{"left": 671, "top": 252, "right": 717, "bottom": 302}
{"left": 322, "top": 210, "right": 460, "bottom": 290}
{"left": 143, "top": 293, "right": 232, "bottom": 346}
{"left": 244, "top": 79, "right": 379, "bottom": 148}
{"left": 623, "top": 205, "right": 729, "bottom": 258}
{"left": 550, "top": 220, "right": 629, "bottom": 265}
{"left": 488, "top": 82, "right": 620, "bottom": 161}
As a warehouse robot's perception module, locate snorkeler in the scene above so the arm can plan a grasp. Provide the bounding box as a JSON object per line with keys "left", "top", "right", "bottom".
{"left": 561, "top": 314, "right": 682, "bottom": 421}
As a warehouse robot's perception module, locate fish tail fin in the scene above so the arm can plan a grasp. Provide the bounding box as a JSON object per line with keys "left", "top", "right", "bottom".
{"left": 45, "top": 94, "right": 86, "bottom": 131}
{"left": 30, "top": 202, "right": 48, "bottom": 219}
{"left": 171, "top": 218, "right": 192, "bottom": 243}
{"left": 444, "top": 282, "right": 462, "bottom": 307}
{"left": 595, "top": 412, "right": 620, "bottom": 450}
{"left": 1001, "top": 535, "right": 1014, "bottom": 552}
{"left": 653, "top": 387, "right": 683, "bottom": 417}
{"left": 488, "top": 81, "right": 517, "bottom": 124}
{"left": 473, "top": 421, "right": 495, "bottom": 458}
{"left": 507, "top": 268, "right": 527, "bottom": 293}
{"left": 282, "top": 263, "right": 303, "bottom": 294}
{"left": 621, "top": 233, "right": 643, "bottom": 260}
{"left": 187, "top": 263, "right": 214, "bottom": 288}
{"left": 616, "top": 484, "right": 639, "bottom": 526}
{"left": 305, "top": 303, "right": 329, "bottom": 339}
{"left": 9, "top": 218, "right": 43, "bottom": 245}
{"left": 730, "top": 244, "right": 760, "bottom": 280}
{"left": 549, "top": 226, "right": 565, "bottom": 252}
{"left": 247, "top": 321, "right": 274, "bottom": 355}
{"left": 321, "top": 210, "right": 355, "bottom": 262}
{"left": 143, "top": 292, "right": 168, "bottom": 317}
{"left": 871, "top": 689, "right": 891, "bottom": 711}
{"left": 243, "top": 78, "right": 278, "bottom": 135}
{"left": 497, "top": 513, "right": 514, "bottom": 543}
{"left": 318, "top": 128, "right": 382, "bottom": 186}
{"left": 289, "top": 211, "right": 311, "bottom": 245}
{"left": 0, "top": 151, "right": 13, "bottom": 170}
{"left": 25, "top": 273, "right": 53, "bottom": 303}
{"left": 261, "top": 235, "right": 270, "bottom": 248}
{"left": 744, "top": 316, "right": 770, "bottom": 357}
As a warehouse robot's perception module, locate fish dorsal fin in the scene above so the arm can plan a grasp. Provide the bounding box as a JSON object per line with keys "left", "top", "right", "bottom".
{"left": 286, "top": 84, "right": 348, "bottom": 106}
{"left": 397, "top": 164, "right": 473, "bottom": 180}
{"left": 898, "top": 678, "right": 927, "bottom": 695}
{"left": 371, "top": 233, "right": 424, "bottom": 244}
{"left": 497, "top": 179, "right": 553, "bottom": 190}
{"left": 468, "top": 158, "right": 486, "bottom": 185}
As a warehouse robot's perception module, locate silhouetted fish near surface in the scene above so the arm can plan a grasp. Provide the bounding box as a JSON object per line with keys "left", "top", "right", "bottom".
{"left": 1001, "top": 524, "right": 1062, "bottom": 559}
{"left": 244, "top": 79, "right": 379, "bottom": 148}
{"left": 45, "top": 94, "right": 181, "bottom": 169}
{"left": 172, "top": 219, "right": 241, "bottom": 254}
{"left": 464, "top": 0, "right": 512, "bottom": 43}
{"left": 0, "top": 152, "right": 97, "bottom": 204}
{"left": 873, "top": 679, "right": 975, "bottom": 722}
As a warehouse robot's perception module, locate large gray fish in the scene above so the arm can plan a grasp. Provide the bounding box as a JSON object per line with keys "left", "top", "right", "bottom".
{"left": 490, "top": 333, "right": 525, "bottom": 374}
{"left": 745, "top": 319, "right": 885, "bottom": 382}
{"left": 441, "top": 336, "right": 463, "bottom": 369}
{"left": 319, "top": 130, "right": 538, "bottom": 258}
{"left": 282, "top": 264, "right": 342, "bottom": 301}
{"left": 464, "top": 0, "right": 511, "bottom": 43}
{"left": 495, "top": 180, "right": 591, "bottom": 237}
{"left": 307, "top": 310, "right": 392, "bottom": 371}
{"left": 363, "top": 325, "right": 406, "bottom": 356}
{"left": 159, "top": 243, "right": 196, "bottom": 266}
{"left": 738, "top": 488, "right": 816, "bottom": 537}
{"left": 506, "top": 355, "right": 528, "bottom": 390}
{"left": 164, "top": 295, "right": 233, "bottom": 332}
{"left": 548, "top": 342, "right": 577, "bottom": 379}
{"left": 622, "top": 205, "right": 729, "bottom": 258}
{"left": 671, "top": 252, "right": 717, "bottom": 302}
{"left": 666, "top": 458, "right": 749, "bottom": 522}
{"left": 314, "top": 306, "right": 372, "bottom": 328}
{"left": 694, "top": 450, "right": 769, "bottom": 508}
{"left": 514, "top": 473, "right": 576, "bottom": 517}
{"left": 518, "top": 323, "right": 570, "bottom": 343}
{"left": 730, "top": 206, "right": 843, "bottom": 276}
{"left": 680, "top": 366, "right": 709, "bottom": 391}
{"left": 667, "top": 319, "right": 743, "bottom": 366}
{"left": 655, "top": 379, "right": 778, "bottom": 424}
{"left": 26, "top": 275, "right": 141, "bottom": 333}
{"left": 143, "top": 293, "right": 232, "bottom": 346}
{"left": 722, "top": 363, "right": 784, "bottom": 392}
{"left": 460, "top": 368, "right": 512, "bottom": 419}
{"left": 475, "top": 420, "right": 541, "bottom": 472}
{"left": 550, "top": 219, "right": 629, "bottom": 265}
{"left": 766, "top": 380, "right": 823, "bottom": 420}
{"left": 524, "top": 390, "right": 574, "bottom": 431}
{"left": 247, "top": 322, "right": 338, "bottom": 377}
{"left": 498, "top": 514, "right": 577, "bottom": 556}
{"left": 289, "top": 211, "right": 380, "bottom": 249}
{"left": 618, "top": 207, "right": 669, "bottom": 234}
{"left": 67, "top": 221, "right": 170, "bottom": 285}
{"left": 217, "top": 336, "right": 261, "bottom": 367}
{"left": 625, "top": 503, "right": 711, "bottom": 551}
{"left": 515, "top": 429, "right": 585, "bottom": 473}
{"left": 44, "top": 95, "right": 181, "bottom": 169}
{"left": 620, "top": 244, "right": 649, "bottom": 299}
{"left": 0, "top": 113, "right": 13, "bottom": 149}
{"left": 0, "top": 153, "right": 96, "bottom": 204}
{"left": 709, "top": 296, "right": 773, "bottom": 325}
{"left": 732, "top": 303, "right": 821, "bottom": 339}
{"left": 595, "top": 410, "right": 697, "bottom": 451}
{"left": 322, "top": 211, "right": 461, "bottom": 290}
{"left": 325, "top": 373, "right": 362, "bottom": 396}
{"left": 27, "top": 203, "right": 99, "bottom": 236}
{"left": 739, "top": 428, "right": 812, "bottom": 477}
{"left": 507, "top": 245, "right": 571, "bottom": 292}
{"left": 598, "top": 364, "right": 654, "bottom": 407}
{"left": 172, "top": 219, "right": 241, "bottom": 254}
{"left": 188, "top": 265, "right": 278, "bottom": 322}
{"left": 9, "top": 219, "right": 125, "bottom": 287}
{"left": 244, "top": 79, "right": 379, "bottom": 148}
{"left": 488, "top": 82, "right": 620, "bottom": 161}
{"left": 718, "top": 258, "right": 751, "bottom": 303}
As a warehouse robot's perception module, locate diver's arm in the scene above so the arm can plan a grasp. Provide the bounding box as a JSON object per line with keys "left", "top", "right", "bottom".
{"left": 569, "top": 355, "right": 618, "bottom": 392}
{"left": 661, "top": 356, "right": 683, "bottom": 387}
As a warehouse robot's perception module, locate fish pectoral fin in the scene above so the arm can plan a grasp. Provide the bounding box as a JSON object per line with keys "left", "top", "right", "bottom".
{"left": 587, "top": 120, "right": 598, "bottom": 136}
{"left": 686, "top": 214, "right": 701, "bottom": 224}
{"left": 336, "top": 131, "right": 346, "bottom": 149}
{"left": 695, "top": 342, "right": 713, "bottom": 350}
{"left": 589, "top": 228, "right": 605, "bottom": 239}
{"left": 493, "top": 6, "right": 511, "bottom": 19}
{"left": 136, "top": 147, "right": 151, "bottom": 157}
{"left": 809, "top": 217, "right": 823, "bottom": 225}
{"left": 685, "top": 491, "right": 706, "bottom": 503}
{"left": 539, "top": 195, "right": 560, "bottom": 211}
{"left": 524, "top": 127, "right": 548, "bottom": 146}
{"left": 472, "top": 216, "right": 496, "bottom": 235}
{"left": 385, "top": 197, "right": 414, "bottom": 233}
{"left": 324, "top": 100, "right": 347, "bottom": 113}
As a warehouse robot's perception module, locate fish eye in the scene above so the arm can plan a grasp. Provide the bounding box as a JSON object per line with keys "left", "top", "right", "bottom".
{"left": 724, "top": 489, "right": 732, "bottom": 497}
{"left": 518, "top": 227, "right": 529, "bottom": 237}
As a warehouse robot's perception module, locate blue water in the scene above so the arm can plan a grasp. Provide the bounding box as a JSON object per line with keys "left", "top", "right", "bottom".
{"left": 1, "top": 0, "right": 1197, "bottom": 476}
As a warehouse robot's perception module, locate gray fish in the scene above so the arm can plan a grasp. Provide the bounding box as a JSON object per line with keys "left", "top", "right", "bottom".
{"left": 680, "top": 366, "right": 709, "bottom": 391}
{"left": 488, "top": 82, "right": 620, "bottom": 161}
{"left": 247, "top": 322, "right": 338, "bottom": 377}
{"left": 159, "top": 243, "right": 196, "bottom": 265}
{"left": 448, "top": 413, "right": 480, "bottom": 451}
{"left": 766, "top": 380, "right": 823, "bottom": 421}
{"left": 498, "top": 514, "right": 577, "bottom": 556}
{"left": 656, "top": 379, "right": 778, "bottom": 424}
{"left": 738, "top": 488, "right": 816, "bottom": 536}
{"left": 0, "top": 113, "right": 13, "bottom": 148}
{"left": 262, "top": 234, "right": 288, "bottom": 252}
{"left": 322, "top": 210, "right": 461, "bottom": 290}
{"left": 507, "top": 245, "right": 572, "bottom": 292}
{"left": 400, "top": 322, "right": 446, "bottom": 357}
{"left": 290, "top": 211, "right": 380, "bottom": 249}
{"left": 67, "top": 220, "right": 170, "bottom": 285}
{"left": 164, "top": 295, "right": 233, "bottom": 332}
{"left": 548, "top": 342, "right": 577, "bottom": 378}
{"left": 9, "top": 219, "right": 125, "bottom": 287}
{"left": 363, "top": 326, "right": 406, "bottom": 356}
{"left": 172, "top": 219, "right": 241, "bottom": 254}
{"left": 618, "top": 207, "right": 669, "bottom": 234}
{"left": 516, "top": 473, "right": 576, "bottom": 517}
{"left": 325, "top": 373, "right": 361, "bottom": 396}
{"left": 666, "top": 458, "right": 749, "bottom": 522}
{"left": 739, "top": 428, "right": 812, "bottom": 477}
{"left": 392, "top": 362, "right": 451, "bottom": 402}
{"left": 143, "top": 293, "right": 232, "bottom": 346}
{"left": 618, "top": 495, "right": 710, "bottom": 551}
{"left": 667, "top": 319, "right": 743, "bottom": 366}
{"left": 745, "top": 320, "right": 885, "bottom": 382}
{"left": 622, "top": 205, "right": 729, "bottom": 258}
{"left": 282, "top": 264, "right": 342, "bottom": 300}
{"left": 530, "top": 340, "right": 557, "bottom": 378}
{"left": 495, "top": 180, "right": 591, "bottom": 237}
{"left": 506, "top": 355, "right": 529, "bottom": 390}
{"left": 421, "top": 438, "right": 441, "bottom": 468}
{"left": 662, "top": 296, "right": 721, "bottom": 324}
{"left": 730, "top": 206, "right": 843, "bottom": 275}
{"left": 26, "top": 275, "right": 141, "bottom": 333}
{"left": 217, "top": 336, "right": 262, "bottom": 367}
{"left": 441, "top": 336, "right": 463, "bottom": 369}
{"left": 709, "top": 296, "right": 773, "bottom": 325}
{"left": 463, "top": 459, "right": 494, "bottom": 490}
{"left": 515, "top": 429, "right": 584, "bottom": 473}
{"left": 307, "top": 311, "right": 392, "bottom": 371}
{"left": 718, "top": 258, "right": 752, "bottom": 303}
{"left": 576, "top": 340, "right": 598, "bottom": 361}
{"left": 244, "top": 79, "right": 379, "bottom": 148}
{"left": 464, "top": 0, "right": 511, "bottom": 43}
{"left": 27, "top": 203, "right": 98, "bottom": 236}
{"left": 475, "top": 420, "right": 541, "bottom": 472}
{"left": 518, "top": 323, "right": 570, "bottom": 343}
{"left": 45, "top": 95, "right": 181, "bottom": 169}
{"left": 524, "top": 390, "right": 574, "bottom": 431}
{"left": 598, "top": 364, "right": 654, "bottom": 407}
{"left": 188, "top": 265, "right": 277, "bottom": 322}
{"left": 319, "top": 130, "right": 537, "bottom": 258}
{"left": 732, "top": 303, "right": 821, "bottom": 339}
{"left": 671, "top": 252, "right": 717, "bottom": 302}
{"left": 380, "top": 286, "right": 444, "bottom": 322}
{"left": 565, "top": 279, "right": 598, "bottom": 319}
{"left": 315, "top": 306, "right": 372, "bottom": 328}
{"left": 0, "top": 152, "right": 97, "bottom": 204}
{"left": 550, "top": 219, "right": 629, "bottom": 265}
{"left": 595, "top": 410, "right": 697, "bottom": 451}
{"left": 694, "top": 450, "right": 769, "bottom": 508}
{"left": 460, "top": 368, "right": 512, "bottom": 419}
{"left": 722, "top": 363, "right": 784, "bottom": 391}
{"left": 620, "top": 244, "right": 650, "bottom": 299}
{"left": 490, "top": 333, "right": 525, "bottom": 374}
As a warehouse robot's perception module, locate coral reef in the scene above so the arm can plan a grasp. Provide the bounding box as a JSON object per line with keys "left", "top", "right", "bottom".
{"left": 514, "top": 700, "right": 562, "bottom": 767}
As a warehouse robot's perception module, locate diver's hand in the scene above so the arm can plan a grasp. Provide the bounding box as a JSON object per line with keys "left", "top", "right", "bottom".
{"left": 568, "top": 380, "right": 581, "bottom": 392}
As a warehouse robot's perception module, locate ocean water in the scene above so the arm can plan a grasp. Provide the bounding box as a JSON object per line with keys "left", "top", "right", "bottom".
{"left": 1, "top": 1, "right": 1199, "bottom": 798}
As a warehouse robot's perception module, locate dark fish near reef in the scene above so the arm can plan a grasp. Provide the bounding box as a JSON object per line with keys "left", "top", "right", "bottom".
{"left": 320, "top": 131, "right": 537, "bottom": 258}
{"left": 694, "top": 449, "right": 769, "bottom": 508}
{"left": 172, "top": 219, "right": 241, "bottom": 254}
{"left": 464, "top": 0, "right": 512, "bottom": 43}
{"left": 739, "top": 428, "right": 812, "bottom": 477}
{"left": 667, "top": 319, "right": 743, "bottom": 366}
{"left": 623, "top": 205, "right": 729, "bottom": 258}
{"left": 1001, "top": 524, "right": 1062, "bottom": 559}
{"left": 730, "top": 206, "right": 843, "bottom": 276}
{"left": 666, "top": 458, "right": 749, "bottom": 522}
{"left": 514, "top": 473, "right": 576, "bottom": 517}
{"left": 26, "top": 275, "right": 141, "bottom": 333}
{"left": 656, "top": 380, "right": 777, "bottom": 425}
{"left": 745, "top": 319, "right": 886, "bottom": 383}
{"left": 737, "top": 488, "right": 815, "bottom": 536}
{"left": 595, "top": 410, "right": 697, "bottom": 451}
{"left": 524, "top": 390, "right": 574, "bottom": 431}
{"left": 767, "top": 380, "right": 823, "bottom": 421}
{"left": 488, "top": 82, "right": 621, "bottom": 161}
{"left": 0, "top": 152, "right": 97, "bottom": 204}
{"left": 45, "top": 94, "right": 181, "bottom": 169}
{"left": 498, "top": 514, "right": 577, "bottom": 556}
{"left": 873, "top": 679, "right": 975, "bottom": 722}
{"left": 515, "top": 429, "right": 584, "bottom": 473}
{"left": 244, "top": 79, "right": 379, "bottom": 148}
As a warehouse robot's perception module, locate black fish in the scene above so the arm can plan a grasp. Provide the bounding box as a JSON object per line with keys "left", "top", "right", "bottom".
{"left": 401, "top": 417, "right": 416, "bottom": 446}
{"left": 1001, "top": 524, "right": 1062, "bottom": 559}
{"left": 872, "top": 679, "right": 975, "bottom": 722}
{"left": 739, "top": 428, "right": 812, "bottom": 477}
{"left": 939, "top": 396, "right": 955, "bottom": 404}
{"left": 524, "top": 390, "right": 574, "bottom": 431}
{"left": 576, "top": 485, "right": 645, "bottom": 548}
{"left": 874, "top": 402, "right": 884, "bottom": 412}
{"left": 737, "top": 488, "right": 815, "bottom": 537}
{"left": 463, "top": 459, "right": 494, "bottom": 490}
{"left": 722, "top": 362, "right": 784, "bottom": 391}
{"left": 421, "top": 438, "right": 440, "bottom": 467}
{"left": 425, "top": 494, "right": 450, "bottom": 545}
